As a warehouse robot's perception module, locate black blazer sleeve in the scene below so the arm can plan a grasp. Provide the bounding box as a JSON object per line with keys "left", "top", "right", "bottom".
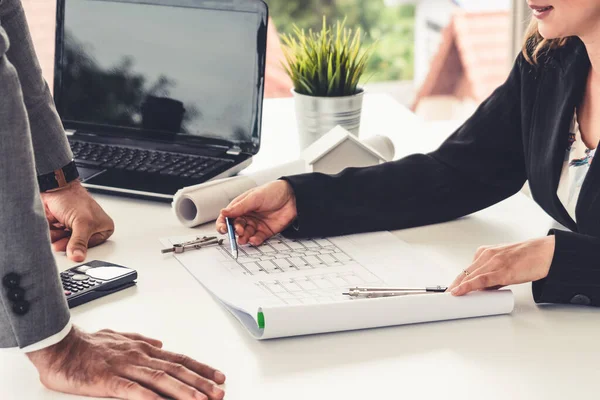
{"left": 532, "top": 229, "right": 600, "bottom": 306}
{"left": 281, "top": 55, "right": 528, "bottom": 238}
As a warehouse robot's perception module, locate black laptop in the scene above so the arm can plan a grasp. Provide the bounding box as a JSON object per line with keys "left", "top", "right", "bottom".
{"left": 54, "top": 0, "right": 268, "bottom": 201}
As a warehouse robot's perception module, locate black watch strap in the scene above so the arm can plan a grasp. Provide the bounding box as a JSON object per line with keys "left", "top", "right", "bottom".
{"left": 37, "top": 161, "right": 80, "bottom": 192}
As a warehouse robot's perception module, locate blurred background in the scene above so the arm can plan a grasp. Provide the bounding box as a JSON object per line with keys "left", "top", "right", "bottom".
{"left": 22, "top": 0, "right": 530, "bottom": 125}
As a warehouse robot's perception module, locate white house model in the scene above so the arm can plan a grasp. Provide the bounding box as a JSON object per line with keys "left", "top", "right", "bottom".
{"left": 301, "top": 126, "right": 394, "bottom": 175}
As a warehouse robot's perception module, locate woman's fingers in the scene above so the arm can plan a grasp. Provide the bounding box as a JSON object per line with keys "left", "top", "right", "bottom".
{"left": 216, "top": 192, "right": 256, "bottom": 234}
{"left": 249, "top": 230, "right": 271, "bottom": 246}
{"left": 216, "top": 213, "right": 227, "bottom": 235}
{"left": 448, "top": 247, "right": 501, "bottom": 291}
{"left": 238, "top": 223, "right": 257, "bottom": 245}
{"left": 221, "top": 192, "right": 262, "bottom": 220}
{"left": 234, "top": 217, "right": 249, "bottom": 236}
{"left": 451, "top": 271, "right": 505, "bottom": 296}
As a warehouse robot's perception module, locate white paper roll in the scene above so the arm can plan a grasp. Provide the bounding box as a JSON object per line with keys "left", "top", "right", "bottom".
{"left": 362, "top": 135, "right": 395, "bottom": 161}
{"left": 172, "top": 159, "right": 307, "bottom": 227}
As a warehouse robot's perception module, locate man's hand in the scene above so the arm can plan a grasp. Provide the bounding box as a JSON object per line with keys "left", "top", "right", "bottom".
{"left": 41, "top": 180, "right": 114, "bottom": 262}
{"left": 27, "top": 326, "right": 226, "bottom": 400}
{"left": 448, "top": 236, "right": 556, "bottom": 296}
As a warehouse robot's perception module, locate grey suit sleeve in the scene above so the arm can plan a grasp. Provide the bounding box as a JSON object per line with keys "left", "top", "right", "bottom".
{"left": 2, "top": 0, "right": 72, "bottom": 175}
{"left": 0, "top": 24, "right": 71, "bottom": 348}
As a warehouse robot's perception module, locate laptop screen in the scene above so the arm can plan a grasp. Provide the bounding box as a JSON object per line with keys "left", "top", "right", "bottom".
{"left": 54, "top": 0, "right": 267, "bottom": 153}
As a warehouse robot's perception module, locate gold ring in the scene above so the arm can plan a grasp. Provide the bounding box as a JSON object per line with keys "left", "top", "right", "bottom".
{"left": 463, "top": 270, "right": 470, "bottom": 276}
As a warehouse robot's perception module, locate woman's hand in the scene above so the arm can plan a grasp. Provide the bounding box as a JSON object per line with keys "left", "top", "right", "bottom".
{"left": 41, "top": 180, "right": 114, "bottom": 262}
{"left": 27, "top": 326, "right": 225, "bottom": 400}
{"left": 216, "top": 180, "right": 297, "bottom": 246}
{"left": 448, "top": 236, "right": 556, "bottom": 296}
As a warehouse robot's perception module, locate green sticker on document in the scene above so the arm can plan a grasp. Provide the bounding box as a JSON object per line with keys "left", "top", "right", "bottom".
{"left": 257, "top": 311, "right": 265, "bottom": 329}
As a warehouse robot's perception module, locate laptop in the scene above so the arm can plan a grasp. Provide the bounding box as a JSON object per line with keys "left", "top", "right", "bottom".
{"left": 54, "top": 0, "right": 268, "bottom": 201}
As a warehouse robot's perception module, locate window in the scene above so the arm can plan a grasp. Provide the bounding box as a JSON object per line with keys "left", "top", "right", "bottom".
{"left": 22, "top": 0, "right": 56, "bottom": 88}
{"left": 23, "top": 0, "right": 527, "bottom": 122}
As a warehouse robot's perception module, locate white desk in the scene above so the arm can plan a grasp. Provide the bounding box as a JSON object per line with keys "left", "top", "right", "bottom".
{"left": 2, "top": 95, "right": 598, "bottom": 400}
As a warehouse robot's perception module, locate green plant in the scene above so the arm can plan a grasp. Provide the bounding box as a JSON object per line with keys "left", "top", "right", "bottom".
{"left": 281, "top": 17, "right": 374, "bottom": 97}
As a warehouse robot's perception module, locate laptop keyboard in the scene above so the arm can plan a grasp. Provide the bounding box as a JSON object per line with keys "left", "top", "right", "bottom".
{"left": 69, "top": 139, "right": 234, "bottom": 179}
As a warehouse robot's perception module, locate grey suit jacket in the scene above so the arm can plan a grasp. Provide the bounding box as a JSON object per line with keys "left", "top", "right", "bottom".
{"left": 0, "top": 0, "right": 72, "bottom": 349}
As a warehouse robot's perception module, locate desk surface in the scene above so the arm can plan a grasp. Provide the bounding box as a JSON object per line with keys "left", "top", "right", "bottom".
{"left": 2, "top": 96, "right": 598, "bottom": 400}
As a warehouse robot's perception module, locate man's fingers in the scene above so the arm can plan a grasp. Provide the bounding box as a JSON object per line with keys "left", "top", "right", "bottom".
{"left": 144, "top": 359, "right": 224, "bottom": 400}
{"left": 52, "top": 237, "right": 70, "bottom": 252}
{"left": 118, "top": 332, "right": 163, "bottom": 348}
{"left": 451, "top": 271, "right": 503, "bottom": 296}
{"left": 121, "top": 366, "right": 207, "bottom": 400}
{"left": 66, "top": 220, "right": 95, "bottom": 262}
{"left": 88, "top": 231, "right": 112, "bottom": 249}
{"left": 109, "top": 376, "right": 161, "bottom": 400}
{"left": 50, "top": 229, "right": 71, "bottom": 243}
{"left": 147, "top": 347, "right": 225, "bottom": 385}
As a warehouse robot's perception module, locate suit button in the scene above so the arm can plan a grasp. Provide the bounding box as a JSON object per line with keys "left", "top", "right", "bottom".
{"left": 570, "top": 294, "right": 591, "bottom": 305}
{"left": 2, "top": 273, "right": 21, "bottom": 289}
{"left": 12, "top": 300, "right": 30, "bottom": 316}
{"left": 7, "top": 287, "right": 25, "bottom": 302}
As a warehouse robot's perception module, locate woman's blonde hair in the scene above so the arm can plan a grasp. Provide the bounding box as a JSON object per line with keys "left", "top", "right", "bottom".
{"left": 522, "top": 18, "right": 569, "bottom": 64}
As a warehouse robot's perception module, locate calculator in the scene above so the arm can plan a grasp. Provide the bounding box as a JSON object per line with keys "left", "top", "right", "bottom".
{"left": 60, "top": 260, "right": 137, "bottom": 308}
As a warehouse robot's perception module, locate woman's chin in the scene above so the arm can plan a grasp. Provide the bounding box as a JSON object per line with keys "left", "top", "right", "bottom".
{"left": 537, "top": 25, "right": 564, "bottom": 40}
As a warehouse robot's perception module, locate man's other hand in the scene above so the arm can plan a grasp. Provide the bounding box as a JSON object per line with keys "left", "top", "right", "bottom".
{"left": 27, "top": 326, "right": 226, "bottom": 400}
{"left": 41, "top": 181, "right": 114, "bottom": 262}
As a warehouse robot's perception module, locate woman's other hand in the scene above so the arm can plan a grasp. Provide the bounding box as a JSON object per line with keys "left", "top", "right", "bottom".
{"left": 448, "top": 236, "right": 555, "bottom": 296}
{"left": 216, "top": 180, "right": 297, "bottom": 246}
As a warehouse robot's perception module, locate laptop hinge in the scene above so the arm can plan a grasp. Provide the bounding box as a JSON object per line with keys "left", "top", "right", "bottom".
{"left": 226, "top": 146, "right": 242, "bottom": 156}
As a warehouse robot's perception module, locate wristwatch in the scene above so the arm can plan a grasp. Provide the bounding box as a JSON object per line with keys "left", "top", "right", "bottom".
{"left": 37, "top": 161, "right": 80, "bottom": 192}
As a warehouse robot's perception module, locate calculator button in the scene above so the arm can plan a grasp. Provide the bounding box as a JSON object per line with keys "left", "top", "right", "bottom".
{"left": 82, "top": 284, "right": 90, "bottom": 288}
{"left": 64, "top": 291, "right": 72, "bottom": 296}
{"left": 71, "top": 289, "right": 79, "bottom": 293}
{"left": 72, "top": 274, "right": 89, "bottom": 281}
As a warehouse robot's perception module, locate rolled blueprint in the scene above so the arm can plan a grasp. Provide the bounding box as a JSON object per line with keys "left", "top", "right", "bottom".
{"left": 173, "top": 159, "right": 307, "bottom": 227}
{"left": 362, "top": 135, "right": 395, "bottom": 161}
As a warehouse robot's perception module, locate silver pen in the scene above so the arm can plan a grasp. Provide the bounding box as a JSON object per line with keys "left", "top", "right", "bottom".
{"left": 343, "top": 286, "right": 448, "bottom": 298}
{"left": 225, "top": 217, "right": 238, "bottom": 259}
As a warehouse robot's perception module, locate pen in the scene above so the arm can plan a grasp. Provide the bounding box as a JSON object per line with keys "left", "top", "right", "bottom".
{"left": 343, "top": 286, "right": 448, "bottom": 298}
{"left": 225, "top": 217, "right": 238, "bottom": 259}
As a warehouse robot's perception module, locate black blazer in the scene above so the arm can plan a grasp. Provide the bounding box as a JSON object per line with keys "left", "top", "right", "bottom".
{"left": 282, "top": 38, "right": 600, "bottom": 307}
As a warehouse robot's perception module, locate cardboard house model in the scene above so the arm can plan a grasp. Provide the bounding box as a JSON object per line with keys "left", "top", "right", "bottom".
{"left": 301, "top": 126, "right": 394, "bottom": 175}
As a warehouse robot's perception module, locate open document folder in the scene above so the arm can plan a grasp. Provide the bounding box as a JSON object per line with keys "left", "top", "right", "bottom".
{"left": 160, "top": 231, "right": 514, "bottom": 339}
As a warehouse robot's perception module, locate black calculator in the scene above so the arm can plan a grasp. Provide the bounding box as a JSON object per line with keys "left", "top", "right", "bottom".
{"left": 60, "top": 260, "right": 137, "bottom": 308}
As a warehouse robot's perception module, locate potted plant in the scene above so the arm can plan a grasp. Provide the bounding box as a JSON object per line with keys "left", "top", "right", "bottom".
{"left": 281, "top": 17, "right": 374, "bottom": 150}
